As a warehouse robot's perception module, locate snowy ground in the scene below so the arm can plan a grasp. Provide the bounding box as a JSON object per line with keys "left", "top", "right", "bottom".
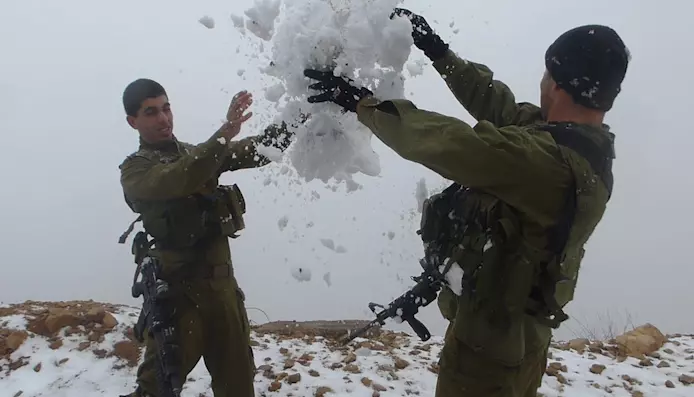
{"left": 1, "top": 301, "right": 693, "bottom": 397}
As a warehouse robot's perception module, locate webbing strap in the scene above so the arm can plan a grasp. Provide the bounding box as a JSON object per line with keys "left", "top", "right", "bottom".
{"left": 540, "top": 123, "right": 615, "bottom": 199}
{"left": 531, "top": 123, "right": 616, "bottom": 328}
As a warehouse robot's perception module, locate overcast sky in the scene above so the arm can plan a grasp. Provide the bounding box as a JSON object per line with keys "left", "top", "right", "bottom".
{"left": 0, "top": 0, "right": 691, "bottom": 341}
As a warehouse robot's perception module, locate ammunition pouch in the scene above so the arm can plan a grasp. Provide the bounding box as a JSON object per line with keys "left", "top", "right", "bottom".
{"left": 422, "top": 184, "right": 544, "bottom": 366}
{"left": 213, "top": 184, "right": 246, "bottom": 239}
{"left": 138, "top": 184, "right": 246, "bottom": 249}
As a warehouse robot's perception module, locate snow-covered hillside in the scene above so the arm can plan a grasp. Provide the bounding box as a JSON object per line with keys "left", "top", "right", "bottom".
{"left": 1, "top": 301, "right": 693, "bottom": 397}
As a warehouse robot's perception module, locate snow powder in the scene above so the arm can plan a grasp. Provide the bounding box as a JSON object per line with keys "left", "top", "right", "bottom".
{"left": 238, "top": 0, "right": 414, "bottom": 185}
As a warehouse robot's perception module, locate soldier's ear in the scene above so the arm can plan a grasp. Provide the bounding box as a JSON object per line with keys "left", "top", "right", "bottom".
{"left": 126, "top": 115, "right": 138, "bottom": 130}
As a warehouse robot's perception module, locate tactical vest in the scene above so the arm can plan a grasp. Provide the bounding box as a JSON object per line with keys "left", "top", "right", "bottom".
{"left": 118, "top": 143, "right": 247, "bottom": 249}
{"left": 427, "top": 122, "right": 614, "bottom": 365}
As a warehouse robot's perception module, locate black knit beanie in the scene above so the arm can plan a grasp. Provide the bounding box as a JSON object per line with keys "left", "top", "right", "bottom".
{"left": 545, "top": 24, "right": 630, "bottom": 111}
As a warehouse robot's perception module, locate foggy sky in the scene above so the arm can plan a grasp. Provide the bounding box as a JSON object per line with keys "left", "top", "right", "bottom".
{"left": 0, "top": 0, "right": 691, "bottom": 341}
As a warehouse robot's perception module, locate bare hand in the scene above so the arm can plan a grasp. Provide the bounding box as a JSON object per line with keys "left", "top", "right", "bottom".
{"left": 221, "top": 90, "right": 253, "bottom": 140}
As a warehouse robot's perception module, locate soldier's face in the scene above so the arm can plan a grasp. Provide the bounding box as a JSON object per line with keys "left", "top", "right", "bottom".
{"left": 127, "top": 95, "right": 174, "bottom": 143}
{"left": 539, "top": 69, "right": 554, "bottom": 119}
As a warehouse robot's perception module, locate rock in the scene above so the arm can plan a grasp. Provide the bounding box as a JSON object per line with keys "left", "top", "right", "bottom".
{"left": 393, "top": 357, "right": 410, "bottom": 369}
{"left": 615, "top": 324, "right": 667, "bottom": 359}
{"left": 657, "top": 360, "right": 670, "bottom": 368}
{"left": 344, "top": 352, "right": 357, "bottom": 363}
{"left": 5, "top": 330, "right": 28, "bottom": 351}
{"left": 45, "top": 309, "right": 82, "bottom": 334}
{"left": 113, "top": 340, "right": 140, "bottom": 367}
{"left": 631, "top": 391, "right": 644, "bottom": 397}
{"left": 315, "top": 386, "right": 333, "bottom": 397}
{"left": 86, "top": 307, "right": 106, "bottom": 323}
{"left": 361, "top": 377, "right": 373, "bottom": 387}
{"left": 590, "top": 364, "right": 606, "bottom": 374}
{"left": 330, "top": 363, "right": 343, "bottom": 369}
{"left": 101, "top": 313, "right": 118, "bottom": 329}
{"left": 343, "top": 364, "right": 361, "bottom": 373}
{"left": 666, "top": 380, "right": 675, "bottom": 388}
{"left": 679, "top": 374, "right": 694, "bottom": 385}
{"left": 298, "top": 353, "right": 313, "bottom": 365}
{"left": 93, "top": 349, "right": 107, "bottom": 359}
{"left": 546, "top": 362, "right": 567, "bottom": 376}
{"left": 373, "top": 383, "right": 387, "bottom": 392}
{"left": 33, "top": 362, "right": 41, "bottom": 372}
{"left": 279, "top": 347, "right": 289, "bottom": 355}
{"left": 663, "top": 348, "right": 674, "bottom": 354}
{"left": 268, "top": 381, "right": 281, "bottom": 392}
{"left": 287, "top": 373, "right": 301, "bottom": 384}
{"left": 77, "top": 341, "right": 90, "bottom": 351}
{"left": 638, "top": 358, "right": 653, "bottom": 367}
{"left": 49, "top": 338, "right": 63, "bottom": 350}
{"left": 568, "top": 338, "right": 590, "bottom": 353}
{"left": 308, "top": 369, "right": 320, "bottom": 377}
{"left": 284, "top": 359, "right": 295, "bottom": 369}
{"left": 57, "top": 357, "right": 69, "bottom": 365}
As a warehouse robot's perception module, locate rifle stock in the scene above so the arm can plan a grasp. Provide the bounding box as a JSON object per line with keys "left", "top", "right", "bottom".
{"left": 339, "top": 258, "right": 444, "bottom": 345}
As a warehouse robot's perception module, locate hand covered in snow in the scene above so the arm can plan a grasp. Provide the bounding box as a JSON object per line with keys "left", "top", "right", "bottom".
{"left": 391, "top": 8, "right": 449, "bottom": 61}
{"left": 303, "top": 69, "right": 374, "bottom": 113}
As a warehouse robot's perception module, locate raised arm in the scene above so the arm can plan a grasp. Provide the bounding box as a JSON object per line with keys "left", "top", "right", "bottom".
{"left": 120, "top": 132, "right": 232, "bottom": 201}
{"left": 219, "top": 121, "right": 294, "bottom": 172}
{"left": 355, "top": 96, "right": 567, "bottom": 219}
{"left": 432, "top": 49, "right": 543, "bottom": 127}
{"left": 392, "top": 8, "right": 543, "bottom": 127}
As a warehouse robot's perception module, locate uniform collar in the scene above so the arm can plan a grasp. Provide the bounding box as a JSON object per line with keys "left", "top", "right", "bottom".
{"left": 139, "top": 135, "right": 183, "bottom": 153}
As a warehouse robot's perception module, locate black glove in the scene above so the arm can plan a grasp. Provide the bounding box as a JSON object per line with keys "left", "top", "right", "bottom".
{"left": 391, "top": 8, "right": 449, "bottom": 61}
{"left": 303, "top": 69, "right": 373, "bottom": 113}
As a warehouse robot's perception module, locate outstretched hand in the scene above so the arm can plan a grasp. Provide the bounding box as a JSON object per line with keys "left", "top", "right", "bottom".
{"left": 222, "top": 90, "right": 253, "bottom": 140}
{"left": 391, "top": 8, "right": 449, "bottom": 60}
{"left": 303, "top": 69, "right": 373, "bottom": 113}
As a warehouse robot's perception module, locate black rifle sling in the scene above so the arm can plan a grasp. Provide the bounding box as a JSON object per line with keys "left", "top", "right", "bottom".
{"left": 532, "top": 123, "right": 615, "bottom": 327}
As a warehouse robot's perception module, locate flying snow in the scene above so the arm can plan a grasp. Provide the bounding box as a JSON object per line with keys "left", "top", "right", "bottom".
{"left": 198, "top": 16, "right": 215, "bottom": 29}
{"left": 291, "top": 267, "right": 312, "bottom": 282}
{"left": 235, "top": 0, "right": 414, "bottom": 185}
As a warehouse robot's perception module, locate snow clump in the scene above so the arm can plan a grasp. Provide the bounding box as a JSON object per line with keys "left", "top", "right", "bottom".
{"left": 239, "top": 0, "right": 414, "bottom": 185}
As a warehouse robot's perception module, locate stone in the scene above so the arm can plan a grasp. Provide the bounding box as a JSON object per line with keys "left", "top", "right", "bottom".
{"left": 590, "top": 364, "right": 606, "bottom": 374}
{"left": 615, "top": 324, "right": 667, "bottom": 359}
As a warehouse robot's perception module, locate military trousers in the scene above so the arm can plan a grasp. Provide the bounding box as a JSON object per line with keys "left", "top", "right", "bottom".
{"left": 434, "top": 322, "right": 549, "bottom": 397}
{"left": 135, "top": 274, "right": 256, "bottom": 397}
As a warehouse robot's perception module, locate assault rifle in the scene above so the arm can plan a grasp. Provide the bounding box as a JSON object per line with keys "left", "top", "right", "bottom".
{"left": 338, "top": 256, "right": 448, "bottom": 345}
{"left": 338, "top": 183, "right": 465, "bottom": 345}
{"left": 130, "top": 231, "right": 182, "bottom": 397}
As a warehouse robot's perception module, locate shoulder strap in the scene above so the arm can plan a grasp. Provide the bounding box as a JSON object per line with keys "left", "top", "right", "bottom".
{"left": 538, "top": 123, "right": 615, "bottom": 200}
{"left": 530, "top": 122, "right": 616, "bottom": 328}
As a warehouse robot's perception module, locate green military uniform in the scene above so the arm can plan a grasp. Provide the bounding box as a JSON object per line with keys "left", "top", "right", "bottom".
{"left": 353, "top": 49, "right": 615, "bottom": 396}
{"left": 119, "top": 123, "right": 292, "bottom": 397}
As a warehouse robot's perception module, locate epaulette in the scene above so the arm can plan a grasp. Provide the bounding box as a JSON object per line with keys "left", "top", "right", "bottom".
{"left": 119, "top": 148, "right": 157, "bottom": 169}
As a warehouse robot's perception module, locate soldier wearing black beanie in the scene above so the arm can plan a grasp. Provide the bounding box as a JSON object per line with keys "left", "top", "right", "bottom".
{"left": 303, "top": 14, "right": 629, "bottom": 397}
{"left": 544, "top": 24, "right": 630, "bottom": 112}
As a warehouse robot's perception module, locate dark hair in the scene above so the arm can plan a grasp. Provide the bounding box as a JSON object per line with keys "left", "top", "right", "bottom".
{"left": 122, "top": 78, "right": 167, "bottom": 117}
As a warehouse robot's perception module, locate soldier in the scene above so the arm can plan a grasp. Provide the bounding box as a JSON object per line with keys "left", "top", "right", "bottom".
{"left": 117, "top": 78, "right": 295, "bottom": 397}
{"left": 304, "top": 8, "right": 629, "bottom": 397}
